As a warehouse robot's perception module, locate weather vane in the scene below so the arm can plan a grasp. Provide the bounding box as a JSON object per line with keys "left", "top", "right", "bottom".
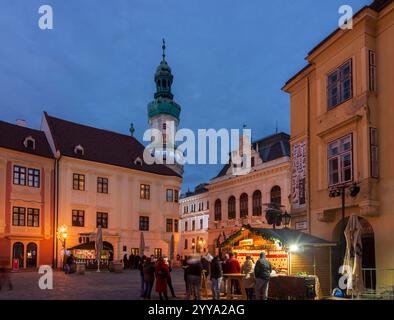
{"left": 162, "top": 38, "right": 166, "bottom": 61}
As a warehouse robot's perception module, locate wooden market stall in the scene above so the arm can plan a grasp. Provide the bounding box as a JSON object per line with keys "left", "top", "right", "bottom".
{"left": 219, "top": 225, "right": 336, "bottom": 299}
{"left": 68, "top": 241, "right": 114, "bottom": 269}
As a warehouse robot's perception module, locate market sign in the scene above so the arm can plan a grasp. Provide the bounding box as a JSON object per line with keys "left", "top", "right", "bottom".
{"left": 239, "top": 239, "right": 253, "bottom": 247}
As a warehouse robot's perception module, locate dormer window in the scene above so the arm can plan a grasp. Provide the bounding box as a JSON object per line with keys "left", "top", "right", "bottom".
{"left": 23, "top": 136, "right": 35, "bottom": 150}
{"left": 74, "top": 145, "right": 84, "bottom": 156}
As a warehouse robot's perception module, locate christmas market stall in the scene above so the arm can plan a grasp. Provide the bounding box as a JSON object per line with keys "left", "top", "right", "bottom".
{"left": 219, "top": 225, "right": 336, "bottom": 299}
{"left": 68, "top": 241, "right": 114, "bottom": 269}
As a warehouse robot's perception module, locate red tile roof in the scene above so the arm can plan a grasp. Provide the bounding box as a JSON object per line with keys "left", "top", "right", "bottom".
{"left": 44, "top": 112, "right": 181, "bottom": 178}
{"left": 0, "top": 120, "right": 53, "bottom": 158}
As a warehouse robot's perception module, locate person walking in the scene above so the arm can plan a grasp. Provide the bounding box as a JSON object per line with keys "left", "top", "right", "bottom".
{"left": 164, "top": 258, "right": 176, "bottom": 298}
{"left": 186, "top": 255, "right": 203, "bottom": 300}
{"left": 155, "top": 257, "right": 169, "bottom": 301}
{"left": 241, "top": 256, "right": 255, "bottom": 300}
{"left": 138, "top": 255, "right": 147, "bottom": 298}
{"left": 254, "top": 252, "right": 272, "bottom": 300}
{"left": 143, "top": 257, "right": 155, "bottom": 299}
{"left": 210, "top": 255, "right": 223, "bottom": 300}
{"left": 182, "top": 256, "right": 190, "bottom": 294}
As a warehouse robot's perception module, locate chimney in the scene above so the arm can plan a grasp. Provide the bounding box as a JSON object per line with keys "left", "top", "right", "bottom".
{"left": 16, "top": 119, "right": 27, "bottom": 127}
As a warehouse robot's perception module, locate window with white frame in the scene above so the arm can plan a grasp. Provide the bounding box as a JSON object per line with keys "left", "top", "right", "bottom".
{"left": 328, "top": 134, "right": 353, "bottom": 186}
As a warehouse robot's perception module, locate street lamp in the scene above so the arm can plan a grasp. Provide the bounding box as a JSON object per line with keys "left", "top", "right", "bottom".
{"left": 264, "top": 203, "right": 291, "bottom": 229}
{"left": 57, "top": 224, "right": 68, "bottom": 269}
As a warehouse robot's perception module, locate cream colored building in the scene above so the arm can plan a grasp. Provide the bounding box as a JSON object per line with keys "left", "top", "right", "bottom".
{"left": 42, "top": 112, "right": 182, "bottom": 265}
{"left": 179, "top": 184, "right": 209, "bottom": 257}
{"left": 283, "top": 0, "right": 394, "bottom": 290}
{"left": 207, "top": 133, "right": 291, "bottom": 253}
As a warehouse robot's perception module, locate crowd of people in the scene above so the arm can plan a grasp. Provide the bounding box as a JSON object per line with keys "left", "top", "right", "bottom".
{"left": 131, "top": 251, "right": 273, "bottom": 300}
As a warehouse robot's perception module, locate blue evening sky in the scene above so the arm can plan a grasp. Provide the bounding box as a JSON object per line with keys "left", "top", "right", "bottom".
{"left": 0, "top": 0, "right": 367, "bottom": 192}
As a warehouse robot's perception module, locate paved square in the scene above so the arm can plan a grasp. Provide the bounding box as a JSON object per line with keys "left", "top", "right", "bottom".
{"left": 0, "top": 268, "right": 190, "bottom": 300}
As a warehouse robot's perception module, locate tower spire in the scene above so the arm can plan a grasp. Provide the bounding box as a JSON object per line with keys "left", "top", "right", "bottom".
{"left": 162, "top": 38, "right": 166, "bottom": 62}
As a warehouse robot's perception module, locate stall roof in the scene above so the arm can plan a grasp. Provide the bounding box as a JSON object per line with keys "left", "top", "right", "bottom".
{"left": 220, "top": 225, "right": 336, "bottom": 248}
{"left": 68, "top": 241, "right": 113, "bottom": 251}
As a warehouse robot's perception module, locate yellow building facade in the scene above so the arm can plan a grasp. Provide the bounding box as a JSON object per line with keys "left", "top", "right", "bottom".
{"left": 284, "top": 0, "right": 394, "bottom": 289}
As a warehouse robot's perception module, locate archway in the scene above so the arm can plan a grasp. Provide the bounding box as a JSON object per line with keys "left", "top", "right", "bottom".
{"left": 13, "top": 242, "right": 24, "bottom": 269}
{"left": 26, "top": 243, "right": 38, "bottom": 268}
{"left": 332, "top": 216, "right": 376, "bottom": 290}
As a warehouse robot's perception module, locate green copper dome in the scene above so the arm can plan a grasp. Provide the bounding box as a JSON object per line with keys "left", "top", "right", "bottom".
{"left": 148, "top": 39, "right": 181, "bottom": 121}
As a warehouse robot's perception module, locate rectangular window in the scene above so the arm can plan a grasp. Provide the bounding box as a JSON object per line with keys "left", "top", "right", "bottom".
{"left": 166, "top": 218, "right": 173, "bottom": 232}
{"left": 185, "top": 221, "right": 188, "bottom": 231}
{"left": 369, "top": 50, "right": 377, "bottom": 92}
{"left": 328, "top": 134, "right": 353, "bottom": 186}
{"left": 166, "top": 189, "right": 174, "bottom": 202}
{"left": 327, "top": 59, "right": 353, "bottom": 110}
{"left": 192, "top": 220, "right": 196, "bottom": 231}
{"left": 139, "top": 216, "right": 149, "bottom": 231}
{"left": 72, "top": 210, "right": 85, "bottom": 227}
{"left": 13, "top": 166, "right": 26, "bottom": 186}
{"left": 27, "top": 169, "right": 40, "bottom": 188}
{"left": 174, "top": 190, "right": 179, "bottom": 203}
{"left": 154, "top": 248, "right": 162, "bottom": 258}
{"left": 97, "top": 177, "right": 108, "bottom": 194}
{"left": 200, "top": 219, "right": 203, "bottom": 230}
{"left": 174, "top": 219, "right": 179, "bottom": 233}
{"left": 140, "top": 184, "right": 150, "bottom": 200}
{"left": 12, "top": 207, "right": 26, "bottom": 226}
{"left": 27, "top": 208, "right": 40, "bottom": 227}
{"left": 97, "top": 212, "right": 108, "bottom": 228}
{"left": 184, "top": 239, "right": 188, "bottom": 250}
{"left": 73, "top": 174, "right": 85, "bottom": 191}
{"left": 370, "top": 128, "right": 379, "bottom": 178}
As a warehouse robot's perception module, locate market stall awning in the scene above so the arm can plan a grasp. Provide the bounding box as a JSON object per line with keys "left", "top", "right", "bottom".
{"left": 219, "top": 225, "right": 336, "bottom": 248}
{"left": 68, "top": 241, "right": 113, "bottom": 251}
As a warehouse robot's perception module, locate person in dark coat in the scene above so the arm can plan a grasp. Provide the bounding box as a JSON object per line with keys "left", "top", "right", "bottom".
{"left": 123, "top": 254, "right": 129, "bottom": 269}
{"left": 143, "top": 257, "right": 155, "bottom": 299}
{"left": 155, "top": 257, "right": 169, "bottom": 300}
{"left": 186, "top": 255, "right": 203, "bottom": 300}
{"left": 129, "top": 254, "right": 135, "bottom": 269}
{"left": 182, "top": 256, "right": 190, "bottom": 294}
{"left": 210, "top": 256, "right": 223, "bottom": 300}
{"left": 254, "top": 252, "right": 272, "bottom": 300}
{"left": 165, "top": 258, "right": 176, "bottom": 298}
{"left": 138, "top": 255, "right": 147, "bottom": 298}
{"left": 134, "top": 255, "right": 141, "bottom": 270}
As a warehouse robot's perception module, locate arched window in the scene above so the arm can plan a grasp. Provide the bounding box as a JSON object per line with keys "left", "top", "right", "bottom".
{"left": 228, "top": 196, "right": 236, "bottom": 220}
{"left": 13, "top": 242, "right": 24, "bottom": 269}
{"left": 270, "top": 186, "right": 282, "bottom": 206}
{"left": 26, "top": 242, "right": 37, "bottom": 268}
{"left": 240, "top": 193, "right": 248, "bottom": 218}
{"left": 214, "top": 199, "right": 222, "bottom": 221}
{"left": 253, "top": 190, "right": 262, "bottom": 216}
{"left": 23, "top": 136, "right": 35, "bottom": 150}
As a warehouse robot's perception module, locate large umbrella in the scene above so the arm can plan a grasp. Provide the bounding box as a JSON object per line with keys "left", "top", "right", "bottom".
{"left": 95, "top": 226, "right": 103, "bottom": 272}
{"left": 343, "top": 214, "right": 364, "bottom": 297}
{"left": 169, "top": 234, "right": 175, "bottom": 261}
{"left": 139, "top": 232, "right": 145, "bottom": 256}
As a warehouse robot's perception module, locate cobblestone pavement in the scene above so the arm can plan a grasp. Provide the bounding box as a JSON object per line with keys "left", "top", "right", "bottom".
{"left": 0, "top": 268, "right": 193, "bottom": 300}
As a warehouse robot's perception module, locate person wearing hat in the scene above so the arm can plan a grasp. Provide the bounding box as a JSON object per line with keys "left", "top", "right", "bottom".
{"left": 254, "top": 252, "right": 272, "bottom": 300}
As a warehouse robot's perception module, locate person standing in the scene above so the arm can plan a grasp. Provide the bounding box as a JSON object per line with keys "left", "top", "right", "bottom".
{"left": 143, "top": 257, "right": 155, "bottom": 299}
{"left": 165, "top": 258, "right": 176, "bottom": 298}
{"left": 138, "top": 255, "right": 147, "bottom": 298}
{"left": 123, "top": 254, "right": 129, "bottom": 270}
{"left": 186, "top": 255, "right": 203, "bottom": 300}
{"left": 241, "top": 256, "right": 255, "bottom": 300}
{"left": 227, "top": 252, "right": 241, "bottom": 295}
{"left": 155, "top": 257, "right": 169, "bottom": 300}
{"left": 254, "top": 252, "right": 272, "bottom": 300}
{"left": 129, "top": 254, "right": 135, "bottom": 269}
{"left": 0, "top": 260, "right": 13, "bottom": 291}
{"left": 222, "top": 254, "right": 230, "bottom": 296}
{"left": 210, "top": 256, "right": 223, "bottom": 300}
{"left": 182, "top": 256, "right": 190, "bottom": 294}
